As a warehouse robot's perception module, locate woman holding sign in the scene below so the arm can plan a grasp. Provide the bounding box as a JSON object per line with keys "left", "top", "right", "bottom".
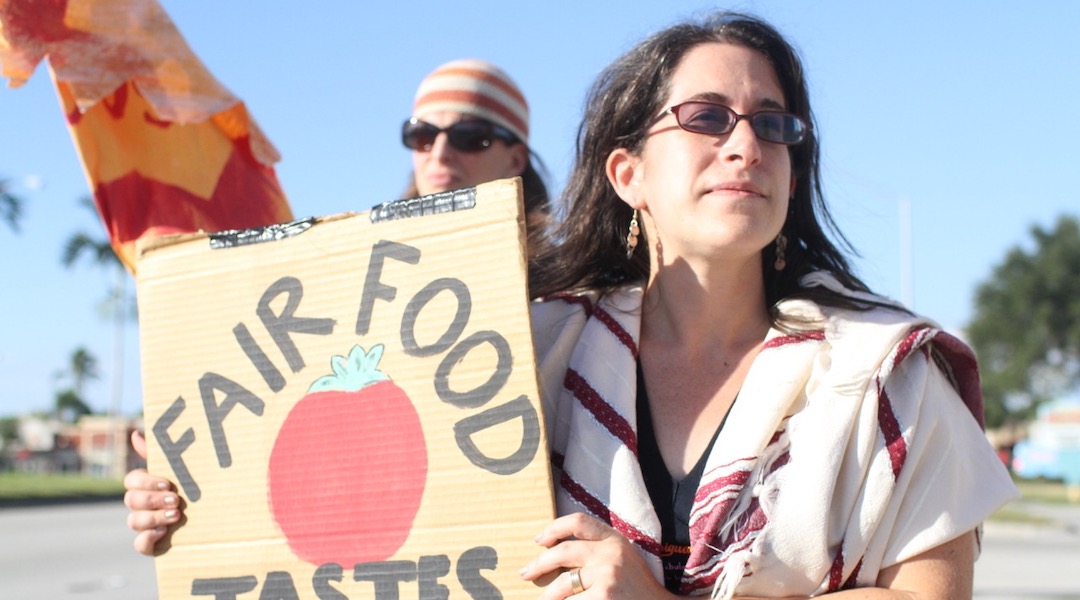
{"left": 126, "top": 12, "right": 1017, "bottom": 599}
{"left": 516, "top": 11, "right": 1015, "bottom": 600}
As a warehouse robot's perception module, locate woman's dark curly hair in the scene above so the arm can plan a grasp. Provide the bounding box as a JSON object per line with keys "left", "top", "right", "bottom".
{"left": 530, "top": 12, "right": 878, "bottom": 323}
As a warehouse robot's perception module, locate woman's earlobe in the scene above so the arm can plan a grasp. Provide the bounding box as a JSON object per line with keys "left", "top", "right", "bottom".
{"left": 606, "top": 148, "right": 642, "bottom": 206}
{"left": 510, "top": 144, "right": 529, "bottom": 176}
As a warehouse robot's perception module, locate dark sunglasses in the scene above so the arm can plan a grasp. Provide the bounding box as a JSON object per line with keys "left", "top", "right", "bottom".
{"left": 651, "top": 100, "right": 809, "bottom": 145}
{"left": 401, "top": 118, "right": 519, "bottom": 153}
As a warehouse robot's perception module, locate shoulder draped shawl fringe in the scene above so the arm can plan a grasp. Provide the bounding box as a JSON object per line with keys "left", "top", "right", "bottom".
{"left": 530, "top": 272, "right": 1018, "bottom": 598}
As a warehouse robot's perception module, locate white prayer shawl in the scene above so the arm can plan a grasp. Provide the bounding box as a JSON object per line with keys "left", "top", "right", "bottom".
{"left": 530, "top": 273, "right": 1018, "bottom": 598}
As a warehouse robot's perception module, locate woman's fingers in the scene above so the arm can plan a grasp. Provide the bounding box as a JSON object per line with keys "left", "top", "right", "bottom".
{"left": 522, "top": 513, "right": 613, "bottom": 585}
{"left": 132, "top": 526, "right": 169, "bottom": 556}
{"left": 521, "top": 539, "right": 582, "bottom": 581}
{"left": 126, "top": 502, "right": 180, "bottom": 530}
{"left": 131, "top": 429, "right": 148, "bottom": 460}
{"left": 124, "top": 487, "right": 180, "bottom": 513}
{"left": 123, "top": 489, "right": 173, "bottom": 514}
{"left": 125, "top": 488, "right": 181, "bottom": 557}
{"left": 123, "top": 469, "right": 179, "bottom": 511}
{"left": 524, "top": 513, "right": 666, "bottom": 599}
{"left": 533, "top": 567, "right": 592, "bottom": 600}
{"left": 123, "top": 465, "right": 182, "bottom": 556}
{"left": 557, "top": 568, "right": 587, "bottom": 600}
{"left": 566, "top": 567, "right": 587, "bottom": 596}
{"left": 123, "top": 467, "right": 172, "bottom": 493}
{"left": 536, "top": 512, "right": 614, "bottom": 547}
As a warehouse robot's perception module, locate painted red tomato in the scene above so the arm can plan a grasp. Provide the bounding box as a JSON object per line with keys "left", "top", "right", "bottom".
{"left": 268, "top": 344, "right": 427, "bottom": 566}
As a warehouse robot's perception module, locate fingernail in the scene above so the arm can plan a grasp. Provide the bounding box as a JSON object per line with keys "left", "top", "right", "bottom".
{"left": 163, "top": 495, "right": 177, "bottom": 506}
{"left": 155, "top": 481, "right": 169, "bottom": 491}
{"left": 164, "top": 509, "right": 178, "bottom": 521}
{"left": 519, "top": 564, "right": 530, "bottom": 577}
{"left": 153, "top": 526, "right": 167, "bottom": 535}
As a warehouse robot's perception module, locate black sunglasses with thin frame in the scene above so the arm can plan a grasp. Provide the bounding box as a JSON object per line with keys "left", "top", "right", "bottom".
{"left": 651, "top": 100, "right": 809, "bottom": 145}
{"left": 401, "top": 118, "right": 519, "bottom": 153}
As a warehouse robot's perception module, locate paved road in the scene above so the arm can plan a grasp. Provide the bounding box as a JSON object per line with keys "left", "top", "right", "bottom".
{"left": 975, "top": 501, "right": 1080, "bottom": 600}
{"left": 1, "top": 499, "right": 1078, "bottom": 599}
{"left": 0, "top": 500, "right": 157, "bottom": 600}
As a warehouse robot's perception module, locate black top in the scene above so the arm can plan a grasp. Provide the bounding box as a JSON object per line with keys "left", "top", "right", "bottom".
{"left": 636, "top": 361, "right": 730, "bottom": 593}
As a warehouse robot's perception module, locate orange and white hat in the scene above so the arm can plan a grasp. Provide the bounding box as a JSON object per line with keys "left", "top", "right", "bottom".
{"left": 412, "top": 59, "right": 529, "bottom": 144}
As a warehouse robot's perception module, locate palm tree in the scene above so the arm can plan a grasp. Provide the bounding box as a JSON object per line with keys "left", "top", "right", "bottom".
{"left": 1, "top": 178, "right": 23, "bottom": 233}
{"left": 52, "top": 347, "right": 99, "bottom": 423}
{"left": 55, "top": 390, "right": 94, "bottom": 423}
{"left": 62, "top": 197, "right": 123, "bottom": 271}
{"left": 62, "top": 196, "right": 134, "bottom": 472}
{"left": 67, "top": 346, "right": 100, "bottom": 399}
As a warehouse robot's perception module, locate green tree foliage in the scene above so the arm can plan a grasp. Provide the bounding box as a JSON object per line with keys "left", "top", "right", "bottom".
{"left": 62, "top": 196, "right": 133, "bottom": 319}
{"left": 967, "top": 215, "right": 1080, "bottom": 428}
{"left": 61, "top": 196, "right": 135, "bottom": 422}
{"left": 54, "top": 389, "right": 93, "bottom": 423}
{"left": 61, "top": 197, "right": 122, "bottom": 271}
{"left": 67, "top": 346, "right": 100, "bottom": 399}
{"left": 0, "top": 416, "right": 18, "bottom": 450}
{"left": 0, "top": 178, "right": 23, "bottom": 233}
{"left": 52, "top": 347, "right": 100, "bottom": 423}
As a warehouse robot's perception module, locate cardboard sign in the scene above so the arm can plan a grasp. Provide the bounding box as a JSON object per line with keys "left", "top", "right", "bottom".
{"left": 136, "top": 179, "right": 554, "bottom": 599}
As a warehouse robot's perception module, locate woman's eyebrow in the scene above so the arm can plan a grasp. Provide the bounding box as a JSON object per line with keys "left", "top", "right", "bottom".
{"left": 684, "top": 91, "right": 787, "bottom": 110}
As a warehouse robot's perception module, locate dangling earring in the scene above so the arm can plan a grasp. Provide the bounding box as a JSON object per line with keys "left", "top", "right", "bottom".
{"left": 625, "top": 209, "right": 640, "bottom": 259}
{"left": 774, "top": 233, "right": 787, "bottom": 271}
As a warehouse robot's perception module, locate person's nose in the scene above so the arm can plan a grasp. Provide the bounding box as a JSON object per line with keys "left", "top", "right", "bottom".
{"left": 428, "top": 132, "right": 457, "bottom": 161}
{"left": 721, "top": 118, "right": 762, "bottom": 166}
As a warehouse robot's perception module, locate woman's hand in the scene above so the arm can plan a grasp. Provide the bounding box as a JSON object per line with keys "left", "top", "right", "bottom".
{"left": 520, "top": 512, "right": 676, "bottom": 600}
{"left": 122, "top": 430, "right": 182, "bottom": 556}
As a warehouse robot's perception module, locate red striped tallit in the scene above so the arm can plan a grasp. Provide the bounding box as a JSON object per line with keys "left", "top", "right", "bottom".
{"left": 529, "top": 273, "right": 1017, "bottom": 598}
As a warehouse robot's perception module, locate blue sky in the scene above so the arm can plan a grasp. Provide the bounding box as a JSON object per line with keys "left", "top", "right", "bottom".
{"left": 1, "top": 0, "right": 1077, "bottom": 418}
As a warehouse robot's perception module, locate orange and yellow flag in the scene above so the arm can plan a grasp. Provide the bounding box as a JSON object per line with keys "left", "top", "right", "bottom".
{"left": 0, "top": 0, "right": 294, "bottom": 272}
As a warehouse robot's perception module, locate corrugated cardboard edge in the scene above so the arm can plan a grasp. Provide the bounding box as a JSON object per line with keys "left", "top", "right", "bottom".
{"left": 135, "top": 176, "right": 554, "bottom": 597}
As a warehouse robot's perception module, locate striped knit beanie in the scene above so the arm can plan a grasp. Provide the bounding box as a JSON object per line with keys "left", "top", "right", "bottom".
{"left": 412, "top": 59, "right": 529, "bottom": 144}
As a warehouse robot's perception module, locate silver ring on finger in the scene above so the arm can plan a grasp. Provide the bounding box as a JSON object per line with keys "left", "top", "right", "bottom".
{"left": 569, "top": 567, "right": 585, "bottom": 595}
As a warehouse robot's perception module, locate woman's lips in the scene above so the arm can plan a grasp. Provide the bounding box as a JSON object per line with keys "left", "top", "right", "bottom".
{"left": 710, "top": 181, "right": 765, "bottom": 197}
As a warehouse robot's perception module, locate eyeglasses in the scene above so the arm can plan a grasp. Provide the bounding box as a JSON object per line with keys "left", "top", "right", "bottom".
{"left": 401, "top": 118, "right": 519, "bottom": 153}
{"left": 651, "top": 100, "right": 809, "bottom": 145}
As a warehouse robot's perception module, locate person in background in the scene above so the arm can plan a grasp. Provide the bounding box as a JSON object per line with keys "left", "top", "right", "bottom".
{"left": 399, "top": 58, "right": 551, "bottom": 247}
{"left": 516, "top": 11, "right": 1017, "bottom": 599}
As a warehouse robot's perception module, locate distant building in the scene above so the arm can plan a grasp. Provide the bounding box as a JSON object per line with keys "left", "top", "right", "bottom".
{"left": 1012, "top": 395, "right": 1080, "bottom": 486}
{"left": 7, "top": 415, "right": 80, "bottom": 474}
{"left": 5, "top": 414, "right": 143, "bottom": 479}
{"left": 18, "top": 417, "right": 61, "bottom": 452}
{"left": 70, "top": 415, "right": 144, "bottom": 479}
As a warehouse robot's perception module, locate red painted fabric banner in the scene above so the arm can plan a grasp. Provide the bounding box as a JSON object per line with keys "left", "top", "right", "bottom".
{"left": 0, "top": 0, "right": 293, "bottom": 272}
